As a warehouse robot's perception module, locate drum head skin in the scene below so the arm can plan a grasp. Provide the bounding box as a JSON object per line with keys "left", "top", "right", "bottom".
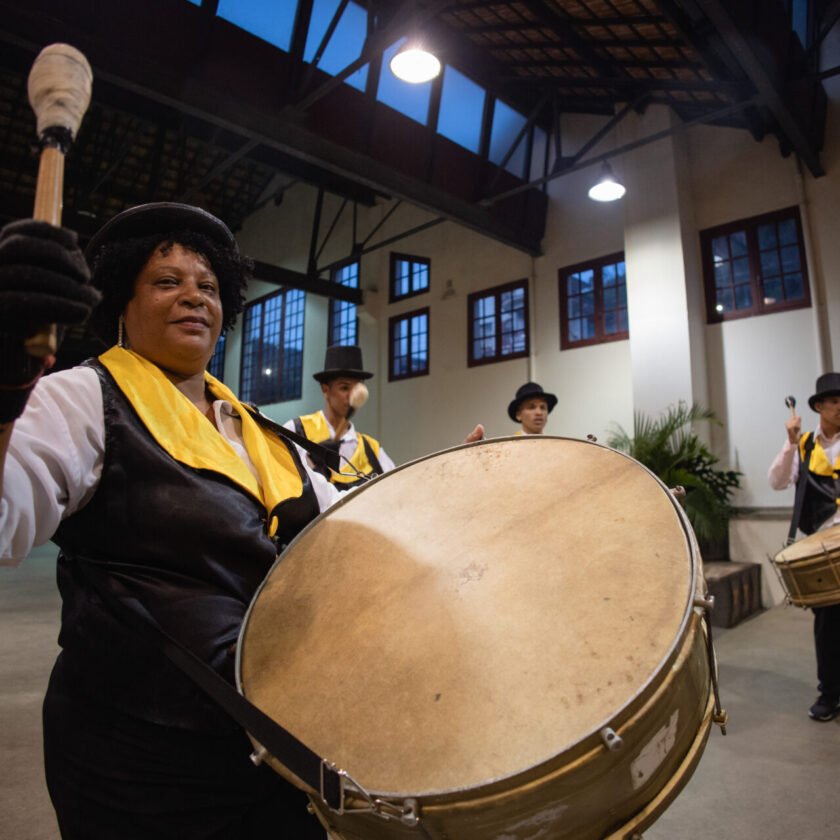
{"left": 238, "top": 438, "right": 694, "bottom": 797}
{"left": 776, "top": 523, "right": 840, "bottom": 562}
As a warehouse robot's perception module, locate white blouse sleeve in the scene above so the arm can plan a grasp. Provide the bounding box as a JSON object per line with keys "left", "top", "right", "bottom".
{"left": 0, "top": 367, "right": 104, "bottom": 564}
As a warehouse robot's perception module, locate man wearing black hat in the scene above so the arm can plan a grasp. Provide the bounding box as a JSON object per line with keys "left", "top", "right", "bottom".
{"left": 769, "top": 371, "right": 840, "bottom": 721}
{"left": 284, "top": 345, "right": 395, "bottom": 489}
{"left": 508, "top": 382, "right": 558, "bottom": 435}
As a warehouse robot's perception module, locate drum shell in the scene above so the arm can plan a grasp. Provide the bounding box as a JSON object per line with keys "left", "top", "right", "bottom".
{"left": 238, "top": 437, "right": 715, "bottom": 840}
{"left": 772, "top": 554, "right": 840, "bottom": 608}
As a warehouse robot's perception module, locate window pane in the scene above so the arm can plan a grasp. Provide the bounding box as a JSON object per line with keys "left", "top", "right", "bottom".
{"left": 377, "top": 39, "right": 432, "bottom": 125}
{"left": 413, "top": 263, "right": 429, "bottom": 292}
{"left": 730, "top": 231, "right": 748, "bottom": 256}
{"left": 583, "top": 317, "right": 596, "bottom": 339}
{"left": 617, "top": 309, "right": 629, "bottom": 332}
{"left": 711, "top": 236, "right": 730, "bottom": 262}
{"left": 567, "top": 273, "right": 580, "bottom": 295}
{"left": 760, "top": 250, "right": 780, "bottom": 278}
{"left": 757, "top": 223, "right": 777, "bottom": 250}
{"left": 714, "top": 262, "right": 731, "bottom": 288}
{"left": 392, "top": 310, "right": 428, "bottom": 379}
{"left": 437, "top": 67, "right": 485, "bottom": 153}
{"left": 604, "top": 311, "right": 616, "bottom": 334}
{"left": 581, "top": 293, "right": 595, "bottom": 316}
{"left": 579, "top": 269, "right": 594, "bottom": 293}
{"left": 783, "top": 273, "right": 804, "bottom": 300}
{"left": 781, "top": 245, "right": 801, "bottom": 273}
{"left": 329, "top": 261, "right": 359, "bottom": 346}
{"left": 734, "top": 284, "right": 753, "bottom": 310}
{"left": 732, "top": 257, "right": 750, "bottom": 282}
{"left": 763, "top": 278, "right": 783, "bottom": 304}
{"left": 241, "top": 288, "right": 305, "bottom": 404}
{"left": 207, "top": 332, "right": 227, "bottom": 380}
{"left": 217, "top": 0, "right": 297, "bottom": 50}
{"left": 779, "top": 218, "right": 798, "bottom": 245}
{"left": 489, "top": 100, "right": 527, "bottom": 177}
{"left": 603, "top": 263, "right": 616, "bottom": 286}
{"left": 569, "top": 319, "right": 581, "bottom": 342}
{"left": 568, "top": 296, "right": 580, "bottom": 318}
{"left": 604, "top": 287, "right": 616, "bottom": 309}
{"left": 304, "top": 0, "right": 369, "bottom": 92}
{"left": 716, "top": 288, "right": 734, "bottom": 312}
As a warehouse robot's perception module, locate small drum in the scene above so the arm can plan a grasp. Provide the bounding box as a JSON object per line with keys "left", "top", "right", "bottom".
{"left": 238, "top": 438, "right": 716, "bottom": 839}
{"left": 772, "top": 524, "right": 840, "bottom": 608}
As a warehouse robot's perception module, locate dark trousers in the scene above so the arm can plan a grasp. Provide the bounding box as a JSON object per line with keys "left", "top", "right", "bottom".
{"left": 43, "top": 661, "right": 326, "bottom": 840}
{"left": 813, "top": 603, "right": 840, "bottom": 698}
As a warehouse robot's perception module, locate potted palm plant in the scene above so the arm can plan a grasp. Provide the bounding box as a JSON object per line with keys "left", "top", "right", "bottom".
{"left": 606, "top": 403, "right": 741, "bottom": 555}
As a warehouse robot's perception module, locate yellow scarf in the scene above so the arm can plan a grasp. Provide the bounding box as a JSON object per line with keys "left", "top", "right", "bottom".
{"left": 99, "top": 348, "right": 303, "bottom": 528}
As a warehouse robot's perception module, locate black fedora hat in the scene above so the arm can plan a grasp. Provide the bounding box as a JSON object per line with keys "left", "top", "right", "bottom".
{"left": 508, "top": 382, "right": 558, "bottom": 422}
{"left": 313, "top": 345, "right": 373, "bottom": 383}
{"left": 808, "top": 372, "right": 840, "bottom": 411}
{"left": 85, "top": 202, "right": 237, "bottom": 260}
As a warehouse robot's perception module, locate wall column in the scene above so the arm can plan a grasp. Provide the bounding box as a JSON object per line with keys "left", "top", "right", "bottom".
{"left": 619, "top": 106, "right": 708, "bottom": 420}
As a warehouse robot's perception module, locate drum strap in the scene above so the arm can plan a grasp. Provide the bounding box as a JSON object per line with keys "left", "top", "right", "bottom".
{"left": 247, "top": 405, "right": 341, "bottom": 475}
{"left": 788, "top": 432, "right": 818, "bottom": 543}
{"left": 73, "top": 557, "right": 343, "bottom": 811}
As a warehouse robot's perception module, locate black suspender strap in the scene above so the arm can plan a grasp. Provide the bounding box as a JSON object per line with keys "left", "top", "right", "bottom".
{"left": 788, "top": 432, "right": 816, "bottom": 544}
{"left": 247, "top": 408, "right": 341, "bottom": 474}
{"left": 73, "top": 558, "right": 343, "bottom": 811}
{"left": 360, "top": 435, "right": 384, "bottom": 477}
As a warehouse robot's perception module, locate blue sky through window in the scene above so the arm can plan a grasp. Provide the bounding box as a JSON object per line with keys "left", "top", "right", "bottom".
{"left": 305, "top": 0, "right": 369, "bottom": 93}
{"left": 437, "top": 67, "right": 485, "bottom": 153}
{"left": 376, "top": 39, "right": 433, "bottom": 125}
{"left": 490, "top": 100, "right": 527, "bottom": 177}
{"left": 216, "top": 0, "right": 298, "bottom": 51}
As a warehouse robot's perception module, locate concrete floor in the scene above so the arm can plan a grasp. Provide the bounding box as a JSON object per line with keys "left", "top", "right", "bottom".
{"left": 1, "top": 544, "right": 838, "bottom": 839}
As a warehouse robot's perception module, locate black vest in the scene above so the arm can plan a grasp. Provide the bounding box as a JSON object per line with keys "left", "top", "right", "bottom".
{"left": 796, "top": 432, "right": 840, "bottom": 536}
{"left": 52, "top": 361, "right": 319, "bottom": 731}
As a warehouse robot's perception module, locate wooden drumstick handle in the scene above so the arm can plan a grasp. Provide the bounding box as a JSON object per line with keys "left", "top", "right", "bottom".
{"left": 23, "top": 43, "right": 93, "bottom": 358}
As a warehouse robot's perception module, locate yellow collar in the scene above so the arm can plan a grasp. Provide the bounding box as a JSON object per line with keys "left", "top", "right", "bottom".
{"left": 99, "top": 347, "right": 302, "bottom": 515}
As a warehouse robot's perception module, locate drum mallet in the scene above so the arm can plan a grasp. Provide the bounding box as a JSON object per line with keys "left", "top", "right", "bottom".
{"left": 23, "top": 43, "right": 93, "bottom": 358}
{"left": 333, "top": 382, "right": 369, "bottom": 442}
{"left": 785, "top": 395, "right": 797, "bottom": 417}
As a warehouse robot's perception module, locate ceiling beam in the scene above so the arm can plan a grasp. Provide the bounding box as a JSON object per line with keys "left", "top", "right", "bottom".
{"left": 690, "top": 0, "right": 824, "bottom": 176}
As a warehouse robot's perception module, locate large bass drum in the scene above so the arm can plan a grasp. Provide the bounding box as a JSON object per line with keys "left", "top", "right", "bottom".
{"left": 237, "top": 437, "right": 716, "bottom": 839}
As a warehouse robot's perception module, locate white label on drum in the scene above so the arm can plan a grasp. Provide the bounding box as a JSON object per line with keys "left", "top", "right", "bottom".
{"left": 491, "top": 803, "right": 569, "bottom": 840}
{"left": 630, "top": 710, "right": 679, "bottom": 790}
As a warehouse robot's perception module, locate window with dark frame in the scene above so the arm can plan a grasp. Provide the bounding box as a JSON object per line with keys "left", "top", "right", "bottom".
{"left": 467, "top": 279, "right": 529, "bottom": 366}
{"left": 559, "top": 253, "right": 628, "bottom": 350}
{"left": 207, "top": 332, "right": 226, "bottom": 381}
{"left": 389, "top": 307, "right": 429, "bottom": 381}
{"left": 390, "top": 253, "right": 430, "bottom": 302}
{"left": 700, "top": 207, "right": 811, "bottom": 323}
{"left": 328, "top": 261, "right": 359, "bottom": 346}
{"left": 240, "top": 287, "right": 305, "bottom": 405}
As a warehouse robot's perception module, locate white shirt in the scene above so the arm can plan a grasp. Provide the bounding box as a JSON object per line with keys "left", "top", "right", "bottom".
{"left": 768, "top": 423, "right": 840, "bottom": 530}
{"left": 282, "top": 410, "right": 396, "bottom": 475}
{"left": 1, "top": 367, "right": 341, "bottom": 564}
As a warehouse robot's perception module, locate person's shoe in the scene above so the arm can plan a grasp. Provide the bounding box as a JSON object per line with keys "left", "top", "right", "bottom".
{"left": 808, "top": 694, "right": 840, "bottom": 721}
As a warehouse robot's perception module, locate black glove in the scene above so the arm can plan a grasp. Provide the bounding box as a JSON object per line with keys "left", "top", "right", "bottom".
{"left": 0, "top": 220, "right": 100, "bottom": 423}
{"left": 0, "top": 219, "right": 100, "bottom": 327}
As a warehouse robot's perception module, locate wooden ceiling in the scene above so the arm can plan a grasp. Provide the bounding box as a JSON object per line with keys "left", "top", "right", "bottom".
{"left": 0, "top": 0, "right": 831, "bottom": 263}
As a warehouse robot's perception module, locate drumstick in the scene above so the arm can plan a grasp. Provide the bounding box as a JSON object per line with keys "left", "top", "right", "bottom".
{"left": 785, "top": 395, "right": 797, "bottom": 417}
{"left": 23, "top": 43, "right": 93, "bottom": 358}
{"left": 333, "top": 381, "right": 369, "bottom": 442}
